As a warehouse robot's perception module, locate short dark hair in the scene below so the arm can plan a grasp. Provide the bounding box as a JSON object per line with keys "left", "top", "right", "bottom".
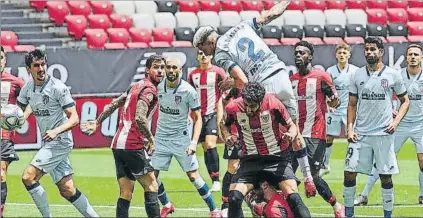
{"left": 407, "top": 44, "right": 423, "bottom": 53}
{"left": 1, "top": 46, "right": 4, "bottom": 53}
{"left": 364, "top": 36, "right": 384, "bottom": 50}
{"left": 242, "top": 82, "right": 266, "bottom": 104}
{"left": 295, "top": 40, "right": 314, "bottom": 55}
{"left": 146, "top": 54, "right": 166, "bottom": 70}
{"left": 25, "top": 49, "right": 47, "bottom": 68}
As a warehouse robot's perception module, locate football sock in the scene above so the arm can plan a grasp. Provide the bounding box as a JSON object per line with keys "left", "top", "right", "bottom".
{"left": 67, "top": 189, "right": 99, "bottom": 217}
{"left": 116, "top": 198, "right": 130, "bottom": 218}
{"left": 315, "top": 177, "right": 336, "bottom": 206}
{"left": 1, "top": 182, "right": 6, "bottom": 217}
{"left": 381, "top": 181, "right": 394, "bottom": 217}
{"left": 419, "top": 170, "right": 423, "bottom": 196}
{"left": 323, "top": 145, "right": 333, "bottom": 169}
{"left": 26, "top": 182, "right": 52, "bottom": 217}
{"left": 192, "top": 177, "right": 216, "bottom": 211}
{"left": 362, "top": 166, "right": 379, "bottom": 197}
{"left": 221, "top": 171, "right": 233, "bottom": 210}
{"left": 205, "top": 148, "right": 220, "bottom": 182}
{"left": 343, "top": 180, "right": 356, "bottom": 217}
{"left": 156, "top": 179, "right": 170, "bottom": 206}
{"left": 286, "top": 193, "right": 311, "bottom": 218}
{"left": 228, "top": 190, "right": 244, "bottom": 218}
{"left": 144, "top": 192, "right": 160, "bottom": 218}
{"left": 295, "top": 148, "right": 312, "bottom": 178}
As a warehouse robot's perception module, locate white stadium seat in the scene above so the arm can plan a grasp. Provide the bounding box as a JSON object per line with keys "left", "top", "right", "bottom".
{"left": 261, "top": 10, "right": 284, "bottom": 27}
{"left": 154, "top": 12, "right": 177, "bottom": 29}
{"left": 112, "top": 1, "right": 135, "bottom": 16}
{"left": 303, "top": 9, "right": 326, "bottom": 28}
{"left": 175, "top": 12, "right": 199, "bottom": 30}
{"left": 240, "top": 10, "right": 260, "bottom": 21}
{"left": 197, "top": 11, "right": 220, "bottom": 29}
{"left": 345, "top": 9, "right": 368, "bottom": 27}
{"left": 134, "top": 1, "right": 158, "bottom": 14}
{"left": 219, "top": 11, "right": 241, "bottom": 27}
{"left": 325, "top": 9, "right": 347, "bottom": 27}
{"left": 283, "top": 10, "right": 305, "bottom": 28}
{"left": 132, "top": 13, "right": 155, "bottom": 29}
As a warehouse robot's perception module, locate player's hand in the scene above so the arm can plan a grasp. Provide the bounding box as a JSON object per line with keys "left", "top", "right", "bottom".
{"left": 347, "top": 130, "right": 358, "bottom": 143}
{"left": 218, "top": 78, "right": 235, "bottom": 92}
{"left": 282, "top": 132, "right": 295, "bottom": 142}
{"left": 81, "top": 120, "right": 98, "bottom": 135}
{"left": 384, "top": 120, "right": 398, "bottom": 135}
{"left": 43, "top": 129, "right": 59, "bottom": 142}
{"left": 327, "top": 95, "right": 340, "bottom": 108}
{"left": 145, "top": 136, "right": 155, "bottom": 156}
{"left": 186, "top": 143, "right": 197, "bottom": 155}
{"left": 225, "top": 135, "right": 238, "bottom": 147}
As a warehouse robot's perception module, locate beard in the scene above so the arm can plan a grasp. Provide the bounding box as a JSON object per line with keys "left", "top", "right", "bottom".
{"left": 295, "top": 59, "right": 311, "bottom": 75}
{"left": 366, "top": 56, "right": 379, "bottom": 65}
{"left": 166, "top": 73, "right": 179, "bottom": 82}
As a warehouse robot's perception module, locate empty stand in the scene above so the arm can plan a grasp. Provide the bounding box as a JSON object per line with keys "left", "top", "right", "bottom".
{"left": 366, "top": 9, "right": 388, "bottom": 24}
{"left": 280, "top": 38, "right": 301, "bottom": 45}
{"left": 88, "top": 14, "right": 111, "bottom": 30}
{"left": 262, "top": 1, "right": 277, "bottom": 10}
{"left": 150, "top": 41, "right": 171, "bottom": 48}
{"left": 13, "top": 45, "right": 36, "bottom": 52}
{"left": 154, "top": 12, "right": 177, "bottom": 29}
{"left": 388, "top": 0, "right": 409, "bottom": 9}
{"left": 68, "top": 1, "right": 91, "bottom": 17}
{"left": 262, "top": 26, "right": 282, "bottom": 39}
{"left": 326, "top": 1, "right": 347, "bottom": 10}
{"left": 112, "top": 1, "right": 135, "bottom": 16}
{"left": 221, "top": 1, "right": 242, "bottom": 12}
{"left": 127, "top": 42, "right": 149, "bottom": 49}
{"left": 175, "top": 27, "right": 194, "bottom": 41}
{"left": 282, "top": 25, "right": 303, "bottom": 38}
{"left": 283, "top": 10, "right": 305, "bottom": 28}
{"left": 175, "top": 12, "right": 199, "bottom": 29}
{"left": 1, "top": 31, "right": 18, "bottom": 47}
{"left": 29, "top": 0, "right": 47, "bottom": 12}
{"left": 107, "top": 28, "right": 130, "bottom": 45}
{"left": 408, "top": 8, "right": 423, "bottom": 22}
{"left": 90, "top": 1, "right": 113, "bottom": 15}
{"left": 304, "top": 0, "right": 326, "bottom": 10}
{"left": 109, "top": 14, "right": 133, "bottom": 29}
{"left": 324, "top": 9, "right": 347, "bottom": 27}
{"left": 104, "top": 42, "right": 126, "bottom": 49}
{"left": 134, "top": 1, "right": 157, "bottom": 14}
{"left": 345, "top": 9, "right": 368, "bottom": 26}
{"left": 152, "top": 28, "right": 174, "bottom": 43}
{"left": 217, "top": 26, "right": 233, "bottom": 35}
{"left": 367, "top": 0, "right": 388, "bottom": 9}
{"left": 65, "top": 15, "right": 88, "bottom": 40}
{"left": 346, "top": 1, "right": 367, "bottom": 10}
{"left": 132, "top": 13, "right": 155, "bottom": 29}
{"left": 388, "top": 23, "right": 408, "bottom": 36}
{"left": 197, "top": 11, "right": 220, "bottom": 28}
{"left": 302, "top": 37, "right": 324, "bottom": 45}
{"left": 261, "top": 10, "right": 284, "bottom": 27}
{"left": 156, "top": 1, "right": 178, "bottom": 14}
{"left": 240, "top": 11, "right": 260, "bottom": 21}
{"left": 287, "top": 0, "right": 305, "bottom": 11}
{"left": 324, "top": 37, "right": 345, "bottom": 44}
{"left": 408, "top": 22, "right": 423, "bottom": 35}
{"left": 171, "top": 41, "right": 192, "bottom": 47}
{"left": 85, "top": 29, "right": 108, "bottom": 49}
{"left": 408, "top": 35, "right": 423, "bottom": 42}
{"left": 263, "top": 38, "right": 281, "bottom": 45}
{"left": 367, "top": 23, "right": 388, "bottom": 37}
{"left": 129, "top": 28, "right": 152, "bottom": 43}
{"left": 387, "top": 36, "right": 408, "bottom": 43}
{"left": 387, "top": 8, "right": 408, "bottom": 23}
{"left": 304, "top": 25, "right": 324, "bottom": 38}
{"left": 409, "top": 1, "right": 423, "bottom": 8}
{"left": 325, "top": 24, "right": 346, "bottom": 38}
{"left": 46, "top": 1, "right": 70, "bottom": 26}
{"left": 242, "top": 1, "right": 264, "bottom": 11}
{"left": 199, "top": 1, "right": 221, "bottom": 12}
{"left": 344, "top": 36, "right": 365, "bottom": 44}
{"left": 178, "top": 1, "right": 200, "bottom": 13}
{"left": 346, "top": 24, "right": 367, "bottom": 37}
{"left": 219, "top": 11, "right": 242, "bottom": 27}
{"left": 303, "top": 10, "right": 326, "bottom": 28}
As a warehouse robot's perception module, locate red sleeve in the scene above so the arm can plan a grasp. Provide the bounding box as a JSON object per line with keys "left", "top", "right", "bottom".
{"left": 16, "top": 77, "right": 25, "bottom": 88}
{"left": 139, "top": 87, "right": 156, "bottom": 107}
{"left": 319, "top": 71, "right": 337, "bottom": 97}
{"left": 224, "top": 102, "right": 237, "bottom": 127}
{"left": 187, "top": 70, "right": 194, "bottom": 86}
{"left": 217, "top": 67, "right": 226, "bottom": 82}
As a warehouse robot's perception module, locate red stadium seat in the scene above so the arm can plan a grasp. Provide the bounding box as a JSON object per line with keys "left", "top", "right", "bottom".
{"left": 388, "top": 0, "right": 409, "bottom": 9}
{"left": 263, "top": 38, "right": 281, "bottom": 46}
{"left": 2, "top": 46, "right": 14, "bottom": 52}
{"left": 89, "top": 1, "right": 113, "bottom": 15}
{"left": 304, "top": 0, "right": 326, "bottom": 10}
{"left": 386, "top": 36, "right": 408, "bottom": 43}
{"left": 326, "top": 0, "right": 347, "bottom": 10}
{"left": 46, "top": 1, "right": 70, "bottom": 25}
{"left": 13, "top": 45, "right": 36, "bottom": 52}
{"left": 408, "top": 21, "right": 423, "bottom": 35}
{"left": 107, "top": 28, "right": 130, "bottom": 45}
{"left": 280, "top": 38, "right": 301, "bottom": 45}
{"left": 68, "top": 1, "right": 91, "bottom": 17}
{"left": 129, "top": 28, "right": 152, "bottom": 43}
{"left": 221, "top": 1, "right": 242, "bottom": 12}
{"left": 241, "top": 1, "right": 264, "bottom": 11}
{"left": 367, "top": 9, "right": 388, "bottom": 25}
{"left": 199, "top": 1, "right": 221, "bottom": 12}
{"left": 387, "top": 8, "right": 408, "bottom": 24}
{"left": 323, "top": 37, "right": 344, "bottom": 44}
{"left": 152, "top": 28, "right": 174, "bottom": 43}
{"left": 407, "top": 35, "right": 423, "bottom": 42}
{"left": 263, "top": 1, "right": 277, "bottom": 10}
{"left": 1, "top": 31, "right": 18, "bottom": 47}
{"left": 127, "top": 42, "right": 149, "bottom": 49}
{"left": 346, "top": 1, "right": 367, "bottom": 10}
{"left": 409, "top": 0, "right": 423, "bottom": 8}
{"left": 29, "top": 0, "right": 47, "bottom": 12}
{"left": 84, "top": 29, "right": 108, "bottom": 49}
{"left": 367, "top": 0, "right": 387, "bottom": 9}
{"left": 109, "top": 14, "right": 133, "bottom": 29}
{"left": 408, "top": 8, "right": 423, "bottom": 22}
{"left": 104, "top": 42, "right": 126, "bottom": 49}
{"left": 303, "top": 37, "right": 324, "bottom": 45}
{"left": 65, "top": 15, "right": 88, "bottom": 40}
{"left": 287, "top": 0, "right": 305, "bottom": 11}
{"left": 88, "top": 14, "right": 111, "bottom": 30}
{"left": 150, "top": 41, "right": 171, "bottom": 48}
{"left": 344, "top": 36, "right": 364, "bottom": 44}
{"left": 171, "top": 41, "right": 193, "bottom": 47}
{"left": 178, "top": 1, "right": 200, "bottom": 13}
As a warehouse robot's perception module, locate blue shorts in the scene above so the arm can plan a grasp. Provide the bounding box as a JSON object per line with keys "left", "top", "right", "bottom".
{"left": 326, "top": 113, "right": 346, "bottom": 136}
{"left": 394, "top": 122, "right": 423, "bottom": 153}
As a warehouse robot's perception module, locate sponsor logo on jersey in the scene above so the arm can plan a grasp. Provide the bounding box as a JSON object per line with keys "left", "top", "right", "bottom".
{"left": 159, "top": 105, "right": 180, "bottom": 115}
{"left": 42, "top": 95, "right": 49, "bottom": 105}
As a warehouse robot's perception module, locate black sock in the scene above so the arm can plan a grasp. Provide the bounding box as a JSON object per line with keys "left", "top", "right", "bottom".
{"left": 1, "top": 182, "right": 7, "bottom": 206}
{"left": 287, "top": 193, "right": 311, "bottom": 218}
{"left": 315, "top": 176, "right": 336, "bottom": 206}
{"left": 228, "top": 190, "right": 244, "bottom": 218}
{"left": 144, "top": 192, "right": 160, "bottom": 218}
{"left": 116, "top": 198, "right": 130, "bottom": 218}
{"left": 221, "top": 171, "right": 233, "bottom": 210}
{"left": 206, "top": 148, "right": 220, "bottom": 181}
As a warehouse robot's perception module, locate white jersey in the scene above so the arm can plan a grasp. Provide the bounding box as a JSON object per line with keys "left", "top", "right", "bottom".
{"left": 213, "top": 19, "right": 286, "bottom": 82}
{"left": 398, "top": 67, "right": 423, "bottom": 124}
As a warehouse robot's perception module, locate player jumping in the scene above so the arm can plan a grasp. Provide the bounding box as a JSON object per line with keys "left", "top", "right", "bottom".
{"left": 354, "top": 44, "right": 423, "bottom": 206}
{"left": 220, "top": 82, "right": 311, "bottom": 218}
{"left": 17, "top": 49, "right": 98, "bottom": 217}
{"left": 343, "top": 37, "right": 410, "bottom": 218}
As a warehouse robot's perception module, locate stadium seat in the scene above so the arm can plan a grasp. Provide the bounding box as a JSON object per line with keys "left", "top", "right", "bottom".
{"left": 154, "top": 12, "right": 177, "bottom": 29}
{"left": 344, "top": 36, "right": 365, "bottom": 44}
{"left": 408, "top": 21, "right": 423, "bottom": 36}
{"left": 303, "top": 10, "right": 326, "bottom": 28}
{"left": 367, "top": 23, "right": 388, "bottom": 37}
{"left": 241, "top": 1, "right": 264, "bottom": 11}
{"left": 132, "top": 13, "right": 155, "bottom": 29}
{"left": 346, "top": 1, "right": 367, "bottom": 10}
{"left": 219, "top": 11, "right": 241, "bottom": 27}
{"left": 112, "top": 1, "right": 135, "bottom": 16}
{"left": 199, "top": 1, "right": 221, "bottom": 12}
{"left": 90, "top": 1, "right": 114, "bottom": 15}
{"left": 156, "top": 1, "right": 178, "bottom": 14}
{"left": 388, "top": 23, "right": 408, "bottom": 36}
{"left": 197, "top": 11, "right": 220, "bottom": 29}
{"left": 178, "top": 1, "right": 200, "bottom": 13}
{"left": 46, "top": 1, "right": 70, "bottom": 26}
{"left": 217, "top": 26, "right": 233, "bottom": 35}
{"left": 325, "top": 9, "right": 347, "bottom": 27}
{"left": 387, "top": 8, "right": 408, "bottom": 24}
{"left": 1, "top": 31, "right": 18, "bottom": 47}
{"left": 127, "top": 42, "right": 149, "bottom": 49}
{"left": 304, "top": 0, "right": 326, "bottom": 10}
{"left": 262, "top": 25, "right": 282, "bottom": 39}
{"left": 407, "top": 35, "right": 423, "bottom": 42}
{"left": 152, "top": 28, "right": 174, "bottom": 43}
{"left": 13, "top": 45, "right": 36, "bottom": 52}
{"left": 240, "top": 11, "right": 260, "bottom": 21}
{"left": 304, "top": 25, "right": 324, "bottom": 38}
{"left": 109, "top": 14, "right": 133, "bottom": 29}
{"left": 287, "top": 0, "right": 305, "bottom": 11}
{"left": 2, "top": 46, "right": 13, "bottom": 52}
{"left": 175, "top": 12, "right": 198, "bottom": 29}
{"left": 67, "top": 1, "right": 91, "bottom": 17}
{"left": 388, "top": 0, "right": 409, "bottom": 9}
{"left": 171, "top": 41, "right": 192, "bottom": 47}
{"left": 408, "top": 8, "right": 423, "bottom": 22}
{"left": 302, "top": 37, "right": 324, "bottom": 45}
{"left": 386, "top": 36, "right": 408, "bottom": 43}
{"left": 283, "top": 10, "right": 305, "bottom": 28}
{"left": 345, "top": 9, "right": 368, "bottom": 26}
{"left": 325, "top": 24, "right": 345, "bottom": 37}
{"left": 346, "top": 24, "right": 367, "bottom": 37}
{"left": 366, "top": 9, "right": 388, "bottom": 25}
{"left": 175, "top": 27, "right": 195, "bottom": 41}
{"left": 88, "top": 14, "right": 111, "bottom": 30}
{"left": 280, "top": 38, "right": 301, "bottom": 45}
{"left": 367, "top": 0, "right": 387, "bottom": 9}
{"left": 30, "top": 0, "right": 47, "bottom": 12}
{"left": 409, "top": 0, "right": 423, "bottom": 8}
{"left": 282, "top": 25, "right": 303, "bottom": 38}
{"left": 107, "top": 28, "right": 130, "bottom": 45}
{"left": 85, "top": 29, "right": 108, "bottom": 49}
{"left": 104, "top": 42, "right": 126, "bottom": 49}
{"left": 263, "top": 38, "right": 281, "bottom": 46}
{"left": 324, "top": 37, "right": 345, "bottom": 44}
{"left": 221, "top": 1, "right": 242, "bottom": 12}
{"left": 129, "top": 28, "right": 152, "bottom": 43}
{"left": 262, "top": 1, "right": 277, "bottom": 10}
{"left": 65, "top": 15, "right": 88, "bottom": 40}
{"left": 149, "top": 41, "right": 171, "bottom": 48}
{"left": 134, "top": 1, "right": 158, "bottom": 14}
{"left": 261, "top": 10, "right": 284, "bottom": 27}
{"left": 326, "top": 0, "right": 347, "bottom": 10}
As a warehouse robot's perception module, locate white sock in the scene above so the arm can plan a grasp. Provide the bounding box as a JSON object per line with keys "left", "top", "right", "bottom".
{"left": 362, "top": 166, "right": 379, "bottom": 196}
{"left": 343, "top": 186, "right": 356, "bottom": 207}
{"left": 27, "top": 183, "right": 52, "bottom": 217}
{"left": 70, "top": 190, "right": 99, "bottom": 217}
{"left": 296, "top": 148, "right": 312, "bottom": 178}
{"left": 381, "top": 188, "right": 394, "bottom": 212}
{"left": 324, "top": 146, "right": 333, "bottom": 168}
{"left": 419, "top": 171, "right": 423, "bottom": 196}
{"left": 164, "top": 202, "right": 172, "bottom": 208}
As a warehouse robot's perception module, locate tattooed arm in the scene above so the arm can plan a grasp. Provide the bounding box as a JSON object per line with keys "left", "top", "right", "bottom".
{"left": 96, "top": 92, "right": 127, "bottom": 124}
{"left": 135, "top": 100, "right": 153, "bottom": 140}
{"left": 255, "top": 1, "right": 290, "bottom": 26}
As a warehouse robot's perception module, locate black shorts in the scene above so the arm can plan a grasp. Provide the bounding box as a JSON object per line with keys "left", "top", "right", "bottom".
{"left": 199, "top": 112, "right": 218, "bottom": 142}
{"left": 1, "top": 139, "right": 19, "bottom": 163}
{"left": 291, "top": 138, "right": 326, "bottom": 175}
{"left": 223, "top": 143, "right": 242, "bottom": 160}
{"left": 232, "top": 151, "right": 300, "bottom": 186}
{"left": 112, "top": 149, "right": 154, "bottom": 181}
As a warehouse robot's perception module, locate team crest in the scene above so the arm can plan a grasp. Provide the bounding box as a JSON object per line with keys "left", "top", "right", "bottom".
{"left": 380, "top": 79, "right": 389, "bottom": 88}
{"left": 42, "top": 95, "right": 49, "bottom": 105}
{"left": 146, "top": 93, "right": 154, "bottom": 102}
{"left": 260, "top": 112, "right": 270, "bottom": 123}
{"left": 174, "top": 95, "right": 182, "bottom": 104}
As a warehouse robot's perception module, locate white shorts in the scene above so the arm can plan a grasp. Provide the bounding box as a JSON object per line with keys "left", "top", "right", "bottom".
{"left": 326, "top": 114, "right": 347, "bottom": 136}
{"left": 394, "top": 123, "right": 423, "bottom": 153}
{"left": 151, "top": 136, "right": 199, "bottom": 172}
{"left": 345, "top": 135, "right": 399, "bottom": 175}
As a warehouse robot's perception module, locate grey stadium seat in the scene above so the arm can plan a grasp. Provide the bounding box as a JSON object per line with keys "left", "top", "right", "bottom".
{"left": 304, "top": 25, "right": 324, "bottom": 38}
{"left": 155, "top": 1, "right": 177, "bottom": 14}
{"left": 175, "top": 27, "right": 195, "bottom": 41}
{"left": 282, "top": 25, "right": 303, "bottom": 39}
{"left": 346, "top": 24, "right": 367, "bottom": 38}
{"left": 325, "top": 24, "right": 346, "bottom": 38}
{"left": 262, "top": 25, "right": 282, "bottom": 39}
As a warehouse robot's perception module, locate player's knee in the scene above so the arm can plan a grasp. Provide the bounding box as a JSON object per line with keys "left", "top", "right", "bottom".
{"left": 21, "top": 170, "right": 36, "bottom": 186}
{"left": 186, "top": 170, "right": 199, "bottom": 182}
{"left": 279, "top": 180, "right": 298, "bottom": 195}
{"left": 227, "top": 160, "right": 239, "bottom": 174}
{"left": 120, "top": 188, "right": 133, "bottom": 201}
{"left": 379, "top": 174, "right": 393, "bottom": 188}
{"left": 229, "top": 190, "right": 244, "bottom": 207}
{"left": 343, "top": 172, "right": 357, "bottom": 186}
{"left": 1, "top": 169, "right": 6, "bottom": 182}
{"left": 139, "top": 173, "right": 158, "bottom": 192}
{"left": 58, "top": 183, "right": 76, "bottom": 199}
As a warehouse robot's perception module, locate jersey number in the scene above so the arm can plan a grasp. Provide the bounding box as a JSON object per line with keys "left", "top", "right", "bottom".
{"left": 237, "top": 37, "right": 264, "bottom": 62}
{"left": 327, "top": 116, "right": 332, "bottom": 125}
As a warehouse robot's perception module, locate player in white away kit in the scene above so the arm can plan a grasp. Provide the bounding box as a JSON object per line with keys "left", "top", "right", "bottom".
{"left": 193, "top": 1, "right": 317, "bottom": 197}
{"left": 16, "top": 50, "right": 98, "bottom": 217}
{"left": 321, "top": 43, "right": 359, "bottom": 177}
{"left": 343, "top": 37, "right": 410, "bottom": 218}
{"left": 355, "top": 44, "right": 423, "bottom": 205}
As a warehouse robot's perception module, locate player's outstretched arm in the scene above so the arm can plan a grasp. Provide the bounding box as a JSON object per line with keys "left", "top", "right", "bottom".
{"left": 255, "top": 1, "right": 290, "bottom": 26}
{"left": 96, "top": 92, "right": 127, "bottom": 124}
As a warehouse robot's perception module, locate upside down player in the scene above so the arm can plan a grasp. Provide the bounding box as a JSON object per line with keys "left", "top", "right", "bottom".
{"left": 290, "top": 41, "right": 345, "bottom": 217}
{"left": 220, "top": 82, "right": 311, "bottom": 218}
{"left": 0, "top": 45, "right": 25, "bottom": 216}
{"left": 82, "top": 55, "right": 166, "bottom": 218}
{"left": 188, "top": 49, "right": 226, "bottom": 192}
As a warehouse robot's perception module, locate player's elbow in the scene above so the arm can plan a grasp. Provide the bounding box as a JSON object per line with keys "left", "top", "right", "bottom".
{"left": 70, "top": 113, "right": 79, "bottom": 127}
{"left": 235, "top": 77, "right": 248, "bottom": 88}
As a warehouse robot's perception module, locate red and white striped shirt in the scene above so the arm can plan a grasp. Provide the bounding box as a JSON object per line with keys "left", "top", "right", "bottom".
{"left": 290, "top": 69, "right": 337, "bottom": 140}
{"left": 188, "top": 65, "right": 226, "bottom": 116}
{"left": 111, "top": 78, "right": 158, "bottom": 150}
{"left": 1, "top": 73, "right": 25, "bottom": 141}
{"left": 224, "top": 94, "right": 292, "bottom": 156}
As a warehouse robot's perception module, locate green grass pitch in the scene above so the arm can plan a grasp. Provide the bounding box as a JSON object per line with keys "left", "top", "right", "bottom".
{"left": 4, "top": 140, "right": 423, "bottom": 217}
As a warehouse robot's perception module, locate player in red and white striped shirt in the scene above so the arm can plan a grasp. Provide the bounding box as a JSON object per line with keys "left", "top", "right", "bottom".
{"left": 290, "top": 41, "right": 345, "bottom": 217}
{"left": 188, "top": 50, "right": 226, "bottom": 191}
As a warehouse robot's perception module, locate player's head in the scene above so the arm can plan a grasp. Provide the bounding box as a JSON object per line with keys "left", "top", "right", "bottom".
{"left": 406, "top": 44, "right": 423, "bottom": 68}
{"left": 364, "top": 36, "right": 384, "bottom": 65}
{"left": 242, "top": 82, "right": 266, "bottom": 117}
{"left": 294, "top": 41, "right": 314, "bottom": 70}
{"left": 165, "top": 57, "right": 181, "bottom": 82}
{"left": 335, "top": 43, "right": 351, "bottom": 65}
{"left": 25, "top": 49, "right": 48, "bottom": 82}
{"left": 145, "top": 54, "right": 166, "bottom": 85}
{"left": 193, "top": 26, "right": 218, "bottom": 56}
{"left": 253, "top": 172, "right": 280, "bottom": 201}
{"left": 1, "top": 46, "right": 6, "bottom": 74}
{"left": 197, "top": 49, "right": 213, "bottom": 65}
